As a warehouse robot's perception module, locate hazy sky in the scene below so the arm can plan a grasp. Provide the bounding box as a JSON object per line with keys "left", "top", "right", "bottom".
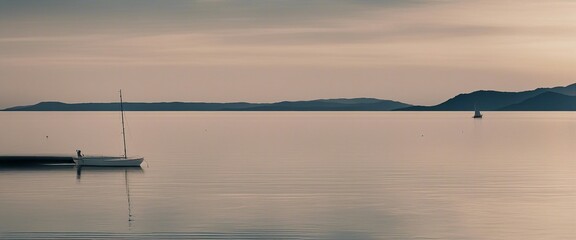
{"left": 1, "top": 0, "right": 575, "bottom": 108}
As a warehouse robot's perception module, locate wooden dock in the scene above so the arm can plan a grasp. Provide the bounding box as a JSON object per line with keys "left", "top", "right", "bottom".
{"left": 0, "top": 156, "right": 75, "bottom": 165}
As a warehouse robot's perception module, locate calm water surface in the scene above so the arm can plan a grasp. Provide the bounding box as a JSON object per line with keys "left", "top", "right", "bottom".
{"left": 0, "top": 112, "right": 574, "bottom": 239}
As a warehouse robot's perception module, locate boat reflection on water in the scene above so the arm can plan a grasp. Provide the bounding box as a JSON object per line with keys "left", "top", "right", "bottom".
{"left": 0, "top": 163, "right": 144, "bottom": 225}
{"left": 75, "top": 166, "right": 144, "bottom": 181}
{"left": 0, "top": 163, "right": 143, "bottom": 176}
{"left": 76, "top": 166, "right": 144, "bottom": 225}
{"left": 0, "top": 163, "right": 76, "bottom": 172}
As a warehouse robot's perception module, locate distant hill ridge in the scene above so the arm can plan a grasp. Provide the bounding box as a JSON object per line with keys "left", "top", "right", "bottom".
{"left": 3, "top": 83, "right": 575, "bottom": 111}
{"left": 2, "top": 98, "right": 411, "bottom": 111}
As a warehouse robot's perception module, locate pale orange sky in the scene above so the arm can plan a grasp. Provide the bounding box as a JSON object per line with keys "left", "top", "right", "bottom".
{"left": 1, "top": 0, "right": 575, "bottom": 108}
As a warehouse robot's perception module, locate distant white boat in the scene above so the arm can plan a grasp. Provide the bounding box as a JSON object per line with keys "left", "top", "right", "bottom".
{"left": 74, "top": 90, "right": 144, "bottom": 167}
{"left": 473, "top": 105, "right": 483, "bottom": 119}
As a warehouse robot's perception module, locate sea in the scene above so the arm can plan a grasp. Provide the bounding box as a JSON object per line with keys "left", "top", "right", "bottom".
{"left": 0, "top": 112, "right": 574, "bottom": 239}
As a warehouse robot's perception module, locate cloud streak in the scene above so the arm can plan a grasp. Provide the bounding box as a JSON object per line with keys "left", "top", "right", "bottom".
{"left": 2, "top": 11, "right": 575, "bottom": 72}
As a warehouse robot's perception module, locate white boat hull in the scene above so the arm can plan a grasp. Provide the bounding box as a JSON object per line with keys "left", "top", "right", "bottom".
{"left": 74, "top": 156, "right": 143, "bottom": 167}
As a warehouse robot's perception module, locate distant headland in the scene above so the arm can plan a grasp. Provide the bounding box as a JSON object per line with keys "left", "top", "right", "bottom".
{"left": 3, "top": 83, "right": 575, "bottom": 111}
{"left": 401, "top": 83, "right": 576, "bottom": 111}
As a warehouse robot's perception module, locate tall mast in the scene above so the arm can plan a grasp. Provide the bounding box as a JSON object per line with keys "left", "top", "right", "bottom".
{"left": 120, "top": 90, "right": 128, "bottom": 159}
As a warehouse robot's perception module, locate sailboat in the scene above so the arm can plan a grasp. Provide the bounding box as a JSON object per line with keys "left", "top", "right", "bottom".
{"left": 74, "top": 90, "right": 144, "bottom": 167}
{"left": 473, "top": 105, "right": 483, "bottom": 119}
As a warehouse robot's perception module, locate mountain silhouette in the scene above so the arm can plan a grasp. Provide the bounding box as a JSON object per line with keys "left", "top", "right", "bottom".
{"left": 2, "top": 101, "right": 263, "bottom": 111}
{"left": 498, "top": 92, "right": 576, "bottom": 111}
{"left": 3, "top": 83, "right": 575, "bottom": 111}
{"left": 3, "top": 98, "right": 411, "bottom": 111}
{"left": 399, "top": 83, "right": 576, "bottom": 111}
{"left": 238, "top": 98, "right": 411, "bottom": 111}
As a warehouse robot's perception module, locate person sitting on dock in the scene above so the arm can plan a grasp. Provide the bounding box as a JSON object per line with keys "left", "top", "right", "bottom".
{"left": 76, "top": 150, "right": 84, "bottom": 158}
